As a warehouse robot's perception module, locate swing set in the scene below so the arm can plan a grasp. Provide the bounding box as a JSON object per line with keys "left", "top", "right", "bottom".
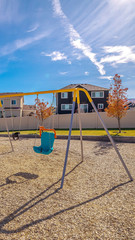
{"left": 0, "top": 88, "right": 133, "bottom": 188}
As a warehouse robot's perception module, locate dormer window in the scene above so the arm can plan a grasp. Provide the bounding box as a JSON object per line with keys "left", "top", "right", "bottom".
{"left": 61, "top": 92, "right": 68, "bottom": 99}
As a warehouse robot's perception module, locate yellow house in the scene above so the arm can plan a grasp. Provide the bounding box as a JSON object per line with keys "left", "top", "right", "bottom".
{"left": 0, "top": 93, "right": 24, "bottom": 118}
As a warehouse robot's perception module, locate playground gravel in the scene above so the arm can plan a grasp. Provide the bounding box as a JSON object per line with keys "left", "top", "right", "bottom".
{"left": 0, "top": 137, "right": 135, "bottom": 240}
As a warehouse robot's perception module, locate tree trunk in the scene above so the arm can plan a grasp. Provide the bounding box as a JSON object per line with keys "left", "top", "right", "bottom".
{"left": 118, "top": 117, "right": 121, "bottom": 133}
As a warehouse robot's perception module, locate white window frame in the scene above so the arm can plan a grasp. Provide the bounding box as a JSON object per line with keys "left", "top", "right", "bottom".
{"left": 80, "top": 104, "right": 88, "bottom": 113}
{"left": 61, "top": 104, "right": 73, "bottom": 111}
{"left": 61, "top": 92, "right": 68, "bottom": 99}
{"left": 11, "top": 99, "right": 17, "bottom": 105}
{"left": 98, "top": 103, "right": 104, "bottom": 109}
{"left": 91, "top": 91, "right": 104, "bottom": 98}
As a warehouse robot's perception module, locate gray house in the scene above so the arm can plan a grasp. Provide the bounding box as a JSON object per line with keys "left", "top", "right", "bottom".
{"left": 56, "top": 84, "right": 109, "bottom": 114}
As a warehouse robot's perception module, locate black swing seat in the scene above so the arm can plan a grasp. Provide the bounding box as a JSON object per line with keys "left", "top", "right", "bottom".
{"left": 12, "top": 132, "right": 20, "bottom": 140}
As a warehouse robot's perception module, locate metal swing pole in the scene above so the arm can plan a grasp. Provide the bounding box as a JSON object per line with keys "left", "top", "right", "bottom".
{"left": 60, "top": 91, "right": 77, "bottom": 189}
{"left": 0, "top": 101, "right": 14, "bottom": 152}
{"left": 91, "top": 100, "right": 133, "bottom": 181}
{"left": 34, "top": 94, "right": 40, "bottom": 147}
{"left": 77, "top": 90, "right": 83, "bottom": 162}
{"left": 51, "top": 93, "right": 55, "bottom": 129}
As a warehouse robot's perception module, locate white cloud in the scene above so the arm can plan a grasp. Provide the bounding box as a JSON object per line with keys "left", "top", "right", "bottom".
{"left": 59, "top": 71, "right": 68, "bottom": 75}
{"left": 99, "top": 74, "right": 124, "bottom": 81}
{"left": 84, "top": 71, "right": 89, "bottom": 76}
{"left": 99, "top": 76, "right": 113, "bottom": 81}
{"left": 72, "top": 51, "right": 83, "bottom": 60}
{"left": 52, "top": 0, "right": 105, "bottom": 75}
{"left": 0, "top": 32, "right": 50, "bottom": 56}
{"left": 100, "top": 46, "right": 135, "bottom": 65}
{"left": 27, "top": 24, "right": 39, "bottom": 33}
{"left": 42, "top": 51, "right": 67, "bottom": 61}
{"left": 0, "top": 0, "right": 24, "bottom": 23}
{"left": 70, "top": 0, "right": 135, "bottom": 51}
{"left": 67, "top": 60, "right": 71, "bottom": 64}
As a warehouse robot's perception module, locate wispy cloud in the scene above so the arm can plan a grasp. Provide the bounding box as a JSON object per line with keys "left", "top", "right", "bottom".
{"left": 84, "top": 71, "right": 89, "bottom": 76}
{"left": 52, "top": 0, "right": 105, "bottom": 75}
{"left": 77, "top": 0, "right": 135, "bottom": 48}
{"left": 59, "top": 71, "right": 68, "bottom": 75}
{"left": 27, "top": 24, "right": 39, "bottom": 33}
{"left": 0, "top": 31, "right": 50, "bottom": 56}
{"left": 41, "top": 51, "right": 67, "bottom": 61}
{"left": 99, "top": 76, "right": 113, "bottom": 81}
{"left": 100, "top": 46, "right": 135, "bottom": 65}
{"left": 72, "top": 51, "right": 84, "bottom": 60}
{"left": 99, "top": 74, "right": 124, "bottom": 81}
{"left": 0, "top": 0, "right": 24, "bottom": 23}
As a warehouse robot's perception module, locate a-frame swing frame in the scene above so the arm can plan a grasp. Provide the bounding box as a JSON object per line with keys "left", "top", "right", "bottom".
{"left": 0, "top": 88, "right": 133, "bottom": 189}
{"left": 60, "top": 88, "right": 133, "bottom": 188}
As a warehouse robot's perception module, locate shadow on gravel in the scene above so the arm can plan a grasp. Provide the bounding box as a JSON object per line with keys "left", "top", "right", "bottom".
{"left": 93, "top": 141, "right": 114, "bottom": 155}
{"left": 0, "top": 172, "right": 38, "bottom": 187}
{"left": 0, "top": 151, "right": 13, "bottom": 156}
{"left": 0, "top": 159, "right": 132, "bottom": 234}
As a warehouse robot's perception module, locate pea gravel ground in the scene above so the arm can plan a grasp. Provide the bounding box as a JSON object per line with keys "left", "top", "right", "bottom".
{"left": 0, "top": 137, "right": 135, "bottom": 240}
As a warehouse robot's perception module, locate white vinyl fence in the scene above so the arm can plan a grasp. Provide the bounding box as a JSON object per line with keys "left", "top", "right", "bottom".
{"left": 0, "top": 111, "right": 134, "bottom": 131}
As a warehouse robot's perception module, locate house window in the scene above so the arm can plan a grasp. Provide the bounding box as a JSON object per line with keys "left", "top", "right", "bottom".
{"left": 11, "top": 100, "right": 17, "bottom": 105}
{"left": 61, "top": 104, "right": 72, "bottom": 110}
{"left": 91, "top": 91, "right": 104, "bottom": 98}
{"left": 61, "top": 92, "right": 68, "bottom": 99}
{"left": 1, "top": 100, "right": 3, "bottom": 105}
{"left": 98, "top": 103, "right": 104, "bottom": 109}
{"left": 80, "top": 104, "right": 88, "bottom": 113}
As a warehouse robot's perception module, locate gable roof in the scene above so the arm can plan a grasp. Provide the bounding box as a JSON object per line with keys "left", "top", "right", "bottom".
{"left": 61, "top": 84, "right": 109, "bottom": 91}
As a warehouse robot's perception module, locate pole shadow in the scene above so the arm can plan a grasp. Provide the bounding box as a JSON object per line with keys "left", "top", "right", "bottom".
{"left": 0, "top": 151, "right": 13, "bottom": 156}
{"left": 0, "top": 159, "right": 133, "bottom": 234}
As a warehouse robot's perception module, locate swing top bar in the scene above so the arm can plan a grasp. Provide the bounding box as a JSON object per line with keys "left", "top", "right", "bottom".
{"left": 0, "top": 88, "right": 93, "bottom": 104}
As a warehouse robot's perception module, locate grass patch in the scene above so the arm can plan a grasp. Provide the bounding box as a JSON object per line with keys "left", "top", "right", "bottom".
{"left": 56, "top": 129, "right": 135, "bottom": 136}
{"left": 0, "top": 129, "right": 135, "bottom": 136}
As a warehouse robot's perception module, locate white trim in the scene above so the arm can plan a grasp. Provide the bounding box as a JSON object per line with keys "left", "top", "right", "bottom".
{"left": 80, "top": 104, "right": 88, "bottom": 113}
{"left": 61, "top": 92, "right": 68, "bottom": 99}
{"left": 61, "top": 104, "right": 72, "bottom": 111}
{"left": 91, "top": 91, "right": 104, "bottom": 98}
{"left": 98, "top": 103, "right": 104, "bottom": 109}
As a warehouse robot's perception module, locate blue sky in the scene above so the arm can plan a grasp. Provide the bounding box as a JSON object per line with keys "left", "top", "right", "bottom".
{"left": 0, "top": 0, "right": 135, "bottom": 104}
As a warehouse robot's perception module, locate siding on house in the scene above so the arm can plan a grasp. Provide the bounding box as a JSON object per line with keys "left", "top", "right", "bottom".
{"left": 56, "top": 84, "right": 109, "bottom": 114}
{"left": 0, "top": 93, "right": 24, "bottom": 117}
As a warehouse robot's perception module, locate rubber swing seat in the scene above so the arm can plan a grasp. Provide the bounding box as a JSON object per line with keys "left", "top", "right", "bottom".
{"left": 33, "top": 132, "right": 55, "bottom": 155}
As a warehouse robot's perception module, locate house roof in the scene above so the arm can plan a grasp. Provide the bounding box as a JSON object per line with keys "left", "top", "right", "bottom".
{"left": 23, "top": 105, "right": 36, "bottom": 110}
{"left": 0, "top": 92, "right": 24, "bottom": 97}
{"left": 61, "top": 84, "right": 109, "bottom": 91}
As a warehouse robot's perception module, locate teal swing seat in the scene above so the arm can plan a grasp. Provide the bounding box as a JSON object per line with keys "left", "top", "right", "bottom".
{"left": 33, "top": 132, "right": 55, "bottom": 155}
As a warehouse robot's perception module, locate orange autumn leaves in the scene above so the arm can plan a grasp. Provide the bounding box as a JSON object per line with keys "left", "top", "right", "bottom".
{"left": 35, "top": 97, "right": 54, "bottom": 123}
{"left": 105, "top": 74, "right": 129, "bottom": 132}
